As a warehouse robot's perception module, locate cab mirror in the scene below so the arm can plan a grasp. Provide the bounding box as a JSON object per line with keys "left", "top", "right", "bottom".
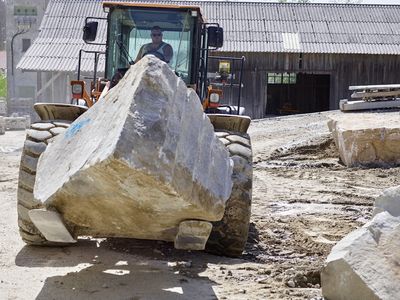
{"left": 83, "top": 22, "right": 98, "bottom": 42}
{"left": 208, "top": 26, "right": 223, "bottom": 48}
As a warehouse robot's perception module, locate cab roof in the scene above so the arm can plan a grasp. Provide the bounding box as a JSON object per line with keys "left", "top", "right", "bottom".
{"left": 102, "top": 2, "right": 205, "bottom": 22}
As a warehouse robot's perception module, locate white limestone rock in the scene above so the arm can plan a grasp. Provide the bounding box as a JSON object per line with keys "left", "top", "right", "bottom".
{"left": 34, "top": 56, "right": 233, "bottom": 241}
{"left": 328, "top": 113, "right": 400, "bottom": 167}
{"left": 321, "top": 212, "right": 400, "bottom": 300}
{"left": 373, "top": 185, "right": 400, "bottom": 217}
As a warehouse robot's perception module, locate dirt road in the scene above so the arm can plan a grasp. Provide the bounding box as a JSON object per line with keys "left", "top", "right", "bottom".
{"left": 1, "top": 111, "right": 399, "bottom": 299}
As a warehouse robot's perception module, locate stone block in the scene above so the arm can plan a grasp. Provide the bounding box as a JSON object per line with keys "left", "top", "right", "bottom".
{"left": 8, "top": 98, "right": 36, "bottom": 121}
{"left": 373, "top": 185, "right": 400, "bottom": 217}
{"left": 340, "top": 98, "right": 400, "bottom": 111}
{"left": 174, "top": 220, "right": 213, "bottom": 250}
{"left": 34, "top": 56, "right": 233, "bottom": 242}
{"left": 5, "top": 117, "right": 28, "bottom": 130}
{"left": 0, "top": 99, "right": 6, "bottom": 116}
{"left": 0, "top": 116, "right": 5, "bottom": 135}
{"left": 321, "top": 212, "right": 400, "bottom": 300}
{"left": 24, "top": 114, "right": 31, "bottom": 128}
{"left": 328, "top": 113, "right": 400, "bottom": 167}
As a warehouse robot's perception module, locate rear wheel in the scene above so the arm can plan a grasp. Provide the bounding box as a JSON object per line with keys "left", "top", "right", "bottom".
{"left": 206, "top": 131, "right": 253, "bottom": 257}
{"left": 17, "top": 121, "right": 70, "bottom": 245}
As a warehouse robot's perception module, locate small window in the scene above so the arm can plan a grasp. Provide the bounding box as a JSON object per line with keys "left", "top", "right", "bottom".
{"left": 267, "top": 72, "right": 297, "bottom": 84}
{"left": 267, "top": 73, "right": 281, "bottom": 84}
{"left": 22, "top": 39, "right": 31, "bottom": 52}
{"left": 14, "top": 6, "right": 37, "bottom": 16}
{"left": 289, "top": 73, "right": 297, "bottom": 84}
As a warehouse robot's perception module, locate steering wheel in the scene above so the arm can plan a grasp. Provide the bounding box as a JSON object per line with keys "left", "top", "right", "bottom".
{"left": 144, "top": 51, "right": 166, "bottom": 62}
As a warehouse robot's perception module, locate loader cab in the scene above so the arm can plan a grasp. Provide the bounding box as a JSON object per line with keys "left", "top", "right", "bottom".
{"left": 103, "top": 3, "right": 204, "bottom": 86}
{"left": 78, "top": 3, "right": 245, "bottom": 117}
{"left": 93, "top": 2, "right": 224, "bottom": 101}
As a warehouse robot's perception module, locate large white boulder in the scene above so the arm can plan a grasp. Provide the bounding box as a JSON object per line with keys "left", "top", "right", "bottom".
{"left": 321, "top": 212, "right": 400, "bottom": 300}
{"left": 34, "top": 56, "right": 233, "bottom": 241}
{"left": 373, "top": 185, "right": 400, "bottom": 217}
{"left": 328, "top": 113, "right": 400, "bottom": 167}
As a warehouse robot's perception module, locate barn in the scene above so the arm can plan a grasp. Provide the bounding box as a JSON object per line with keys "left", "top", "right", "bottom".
{"left": 16, "top": 0, "right": 400, "bottom": 119}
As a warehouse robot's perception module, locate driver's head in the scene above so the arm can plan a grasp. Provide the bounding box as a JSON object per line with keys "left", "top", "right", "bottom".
{"left": 150, "top": 26, "right": 163, "bottom": 43}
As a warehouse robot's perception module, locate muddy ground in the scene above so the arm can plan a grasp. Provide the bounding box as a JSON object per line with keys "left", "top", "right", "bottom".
{"left": 1, "top": 111, "right": 399, "bottom": 299}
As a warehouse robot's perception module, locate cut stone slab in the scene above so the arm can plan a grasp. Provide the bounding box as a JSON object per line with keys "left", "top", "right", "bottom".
{"left": 34, "top": 55, "right": 233, "bottom": 242}
{"left": 174, "top": 220, "right": 212, "bottom": 250}
{"left": 0, "top": 100, "right": 6, "bottom": 116}
{"left": 0, "top": 117, "right": 5, "bottom": 135}
{"left": 29, "top": 209, "right": 77, "bottom": 244}
{"left": 5, "top": 117, "right": 28, "bottom": 130}
{"left": 321, "top": 212, "right": 400, "bottom": 300}
{"left": 340, "top": 99, "right": 400, "bottom": 111}
{"left": 373, "top": 185, "right": 400, "bottom": 217}
{"left": 328, "top": 112, "right": 400, "bottom": 167}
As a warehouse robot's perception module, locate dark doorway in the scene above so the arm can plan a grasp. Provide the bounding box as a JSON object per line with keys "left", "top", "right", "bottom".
{"left": 266, "top": 73, "right": 330, "bottom": 115}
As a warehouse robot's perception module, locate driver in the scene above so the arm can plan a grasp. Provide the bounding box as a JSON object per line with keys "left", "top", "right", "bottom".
{"left": 135, "top": 26, "right": 173, "bottom": 64}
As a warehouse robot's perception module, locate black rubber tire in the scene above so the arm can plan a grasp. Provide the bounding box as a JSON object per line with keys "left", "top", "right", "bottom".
{"left": 206, "top": 131, "right": 253, "bottom": 257}
{"left": 17, "top": 121, "right": 70, "bottom": 245}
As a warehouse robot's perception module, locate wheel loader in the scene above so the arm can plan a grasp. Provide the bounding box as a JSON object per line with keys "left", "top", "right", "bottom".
{"left": 17, "top": 2, "right": 252, "bottom": 257}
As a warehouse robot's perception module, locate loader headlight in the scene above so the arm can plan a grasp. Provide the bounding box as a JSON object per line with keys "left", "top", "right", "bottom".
{"left": 72, "top": 84, "right": 83, "bottom": 95}
{"left": 210, "top": 93, "right": 220, "bottom": 103}
{"left": 71, "top": 80, "right": 85, "bottom": 99}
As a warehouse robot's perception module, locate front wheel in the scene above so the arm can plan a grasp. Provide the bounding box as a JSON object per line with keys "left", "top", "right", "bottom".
{"left": 206, "top": 131, "right": 253, "bottom": 257}
{"left": 17, "top": 121, "right": 70, "bottom": 245}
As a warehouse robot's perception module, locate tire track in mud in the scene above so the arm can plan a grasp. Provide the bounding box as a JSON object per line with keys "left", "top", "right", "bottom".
{"left": 247, "top": 113, "right": 400, "bottom": 299}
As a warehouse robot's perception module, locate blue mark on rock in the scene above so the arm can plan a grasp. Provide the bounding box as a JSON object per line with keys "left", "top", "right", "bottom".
{"left": 65, "top": 118, "right": 91, "bottom": 139}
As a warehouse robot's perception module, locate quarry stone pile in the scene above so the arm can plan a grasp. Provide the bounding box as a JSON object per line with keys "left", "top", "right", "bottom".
{"left": 321, "top": 211, "right": 400, "bottom": 300}
{"left": 328, "top": 113, "right": 400, "bottom": 167}
{"left": 34, "top": 56, "right": 233, "bottom": 241}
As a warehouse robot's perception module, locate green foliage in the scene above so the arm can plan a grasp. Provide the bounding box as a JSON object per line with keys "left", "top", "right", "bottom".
{"left": 0, "top": 73, "right": 6, "bottom": 98}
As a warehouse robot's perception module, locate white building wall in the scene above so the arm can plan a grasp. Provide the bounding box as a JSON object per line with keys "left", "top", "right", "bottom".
{"left": 6, "top": 0, "right": 48, "bottom": 105}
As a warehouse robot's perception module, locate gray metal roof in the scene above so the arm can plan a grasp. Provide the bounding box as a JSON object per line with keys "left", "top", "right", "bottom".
{"left": 17, "top": 0, "right": 400, "bottom": 72}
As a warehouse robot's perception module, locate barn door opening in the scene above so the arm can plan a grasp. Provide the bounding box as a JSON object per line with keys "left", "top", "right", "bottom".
{"left": 266, "top": 72, "right": 330, "bottom": 115}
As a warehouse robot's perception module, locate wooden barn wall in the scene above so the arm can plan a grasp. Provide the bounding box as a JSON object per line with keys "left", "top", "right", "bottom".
{"left": 217, "top": 52, "right": 400, "bottom": 119}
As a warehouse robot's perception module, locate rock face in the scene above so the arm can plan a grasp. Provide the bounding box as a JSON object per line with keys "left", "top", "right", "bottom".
{"left": 321, "top": 212, "right": 400, "bottom": 300}
{"left": 373, "top": 185, "right": 400, "bottom": 217}
{"left": 328, "top": 113, "right": 400, "bottom": 167}
{"left": 34, "top": 56, "right": 233, "bottom": 241}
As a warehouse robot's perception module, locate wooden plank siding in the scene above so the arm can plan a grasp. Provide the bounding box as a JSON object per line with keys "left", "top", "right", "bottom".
{"left": 217, "top": 52, "right": 400, "bottom": 119}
